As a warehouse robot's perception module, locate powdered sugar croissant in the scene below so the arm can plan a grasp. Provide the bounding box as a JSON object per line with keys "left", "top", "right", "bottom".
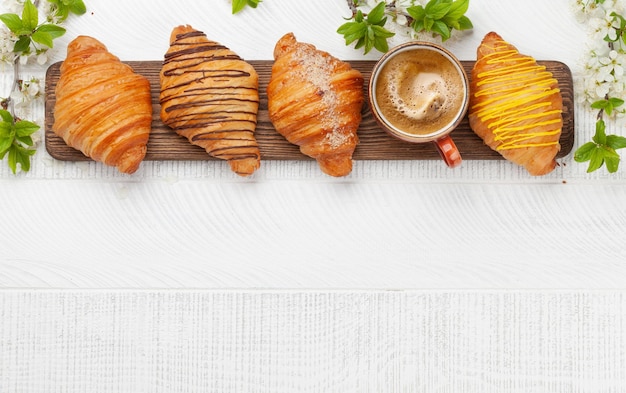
{"left": 469, "top": 32, "right": 563, "bottom": 176}
{"left": 267, "top": 33, "right": 364, "bottom": 177}
{"left": 160, "top": 25, "right": 261, "bottom": 177}
{"left": 53, "top": 35, "right": 152, "bottom": 174}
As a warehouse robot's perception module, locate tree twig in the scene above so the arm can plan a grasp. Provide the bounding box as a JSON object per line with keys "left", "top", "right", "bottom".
{"left": 345, "top": 0, "right": 359, "bottom": 17}
{"left": 344, "top": 0, "right": 414, "bottom": 25}
{"left": 4, "top": 0, "right": 41, "bottom": 121}
{"left": 9, "top": 57, "right": 23, "bottom": 119}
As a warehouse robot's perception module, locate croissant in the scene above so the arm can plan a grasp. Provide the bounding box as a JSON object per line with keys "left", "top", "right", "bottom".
{"left": 469, "top": 32, "right": 563, "bottom": 176}
{"left": 267, "top": 33, "right": 364, "bottom": 177}
{"left": 160, "top": 25, "right": 261, "bottom": 176}
{"left": 53, "top": 35, "right": 152, "bottom": 174}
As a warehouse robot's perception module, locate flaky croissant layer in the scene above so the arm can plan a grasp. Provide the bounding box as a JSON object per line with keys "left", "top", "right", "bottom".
{"left": 160, "top": 25, "right": 261, "bottom": 177}
{"left": 267, "top": 33, "right": 364, "bottom": 177}
{"left": 53, "top": 35, "right": 153, "bottom": 174}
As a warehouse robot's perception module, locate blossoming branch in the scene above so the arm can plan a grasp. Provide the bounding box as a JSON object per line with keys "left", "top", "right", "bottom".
{"left": 573, "top": 0, "right": 626, "bottom": 173}
{"left": 0, "top": 0, "right": 85, "bottom": 174}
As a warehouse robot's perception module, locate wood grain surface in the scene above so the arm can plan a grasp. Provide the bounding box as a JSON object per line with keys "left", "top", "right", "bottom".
{"left": 44, "top": 60, "right": 574, "bottom": 162}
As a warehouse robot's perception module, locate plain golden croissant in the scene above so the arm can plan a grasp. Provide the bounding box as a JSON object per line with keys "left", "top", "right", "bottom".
{"left": 53, "top": 35, "right": 152, "bottom": 174}
{"left": 267, "top": 33, "right": 364, "bottom": 177}
{"left": 160, "top": 25, "right": 261, "bottom": 177}
{"left": 469, "top": 32, "right": 563, "bottom": 176}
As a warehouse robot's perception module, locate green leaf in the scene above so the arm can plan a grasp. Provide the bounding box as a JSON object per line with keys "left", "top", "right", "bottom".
{"left": 338, "top": 4, "right": 394, "bottom": 55}
{"left": 431, "top": 20, "right": 451, "bottom": 41}
{"left": 354, "top": 36, "right": 365, "bottom": 50}
{"left": 337, "top": 21, "right": 360, "bottom": 35}
{"left": 69, "top": 0, "right": 87, "bottom": 15}
{"left": 443, "top": 16, "right": 460, "bottom": 30}
{"left": 364, "top": 32, "right": 375, "bottom": 53}
{"left": 15, "top": 135, "right": 33, "bottom": 146}
{"left": 354, "top": 9, "right": 364, "bottom": 23}
{"left": 367, "top": 2, "right": 386, "bottom": 25}
{"left": 13, "top": 35, "right": 31, "bottom": 54}
{"left": 425, "top": 2, "right": 452, "bottom": 20}
{"left": 0, "top": 112, "right": 38, "bottom": 173}
{"left": 602, "top": 145, "right": 620, "bottom": 160}
{"left": 14, "top": 120, "right": 39, "bottom": 138}
{"left": 337, "top": 21, "right": 367, "bottom": 45}
{"left": 576, "top": 114, "right": 626, "bottom": 172}
{"left": 456, "top": 15, "right": 473, "bottom": 30}
{"left": 0, "top": 109, "right": 13, "bottom": 123}
{"left": 340, "top": 0, "right": 468, "bottom": 54}
{"left": 605, "top": 154, "right": 620, "bottom": 173}
{"left": 446, "top": 0, "right": 470, "bottom": 20}
{"left": 613, "top": 11, "right": 626, "bottom": 27}
{"left": 407, "top": 5, "right": 426, "bottom": 21}
{"left": 587, "top": 148, "right": 605, "bottom": 172}
{"left": 424, "top": 16, "right": 434, "bottom": 31}
{"left": 609, "top": 97, "right": 625, "bottom": 108}
{"left": 407, "top": 0, "right": 472, "bottom": 39}
{"left": 37, "top": 24, "right": 66, "bottom": 39}
{"left": 55, "top": 6, "right": 70, "bottom": 21}
{"left": 371, "top": 24, "right": 395, "bottom": 38}
{"left": 232, "top": 0, "right": 260, "bottom": 14}
{"left": 0, "top": 135, "right": 12, "bottom": 154}
{"left": 606, "top": 134, "right": 626, "bottom": 150}
{"left": 367, "top": 25, "right": 375, "bottom": 42}
{"left": 591, "top": 100, "right": 608, "bottom": 110}
{"left": 31, "top": 30, "right": 54, "bottom": 48}
{"left": 0, "top": 119, "right": 11, "bottom": 132}
{"left": 411, "top": 19, "right": 425, "bottom": 33}
{"left": 232, "top": 0, "right": 247, "bottom": 14}
{"left": 7, "top": 144, "right": 35, "bottom": 174}
{"left": 7, "top": 145, "right": 18, "bottom": 174}
{"left": 593, "top": 119, "right": 607, "bottom": 145}
{"left": 574, "top": 141, "right": 597, "bottom": 162}
{"left": 373, "top": 36, "right": 390, "bottom": 53}
{"left": 0, "top": 13, "right": 23, "bottom": 33}
{"left": 21, "top": 0, "right": 38, "bottom": 31}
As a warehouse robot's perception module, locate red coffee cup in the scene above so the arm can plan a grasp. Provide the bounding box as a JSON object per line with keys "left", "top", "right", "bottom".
{"left": 368, "top": 41, "right": 469, "bottom": 168}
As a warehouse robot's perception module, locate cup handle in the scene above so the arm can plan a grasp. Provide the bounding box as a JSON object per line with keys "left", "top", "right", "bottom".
{"left": 434, "top": 135, "right": 462, "bottom": 168}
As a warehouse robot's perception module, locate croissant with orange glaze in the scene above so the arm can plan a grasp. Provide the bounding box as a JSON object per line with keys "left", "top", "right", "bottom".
{"left": 267, "top": 33, "right": 364, "bottom": 177}
{"left": 469, "top": 32, "right": 563, "bottom": 176}
{"left": 160, "top": 25, "right": 261, "bottom": 177}
{"left": 53, "top": 35, "right": 153, "bottom": 174}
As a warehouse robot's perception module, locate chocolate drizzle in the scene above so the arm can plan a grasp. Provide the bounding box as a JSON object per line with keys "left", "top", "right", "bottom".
{"left": 159, "top": 27, "right": 261, "bottom": 176}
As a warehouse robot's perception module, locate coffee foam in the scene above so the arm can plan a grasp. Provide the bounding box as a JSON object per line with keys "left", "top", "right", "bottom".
{"left": 374, "top": 49, "right": 465, "bottom": 136}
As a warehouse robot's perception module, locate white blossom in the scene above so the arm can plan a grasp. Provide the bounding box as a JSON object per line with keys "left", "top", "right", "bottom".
{"left": 1, "top": 0, "right": 25, "bottom": 14}
{"left": 0, "top": 27, "right": 16, "bottom": 64}
{"left": 599, "top": 0, "right": 625, "bottom": 15}
{"left": 21, "top": 77, "right": 43, "bottom": 100}
{"left": 35, "top": 50, "right": 47, "bottom": 65}
{"left": 575, "top": 0, "right": 626, "bottom": 125}
{"left": 599, "top": 50, "right": 625, "bottom": 78}
{"left": 588, "top": 12, "right": 620, "bottom": 42}
{"left": 41, "top": 1, "right": 64, "bottom": 24}
{"left": 572, "top": 0, "right": 605, "bottom": 19}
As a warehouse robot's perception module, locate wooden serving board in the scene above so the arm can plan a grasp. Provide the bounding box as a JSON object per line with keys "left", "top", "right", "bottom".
{"left": 44, "top": 60, "right": 574, "bottom": 162}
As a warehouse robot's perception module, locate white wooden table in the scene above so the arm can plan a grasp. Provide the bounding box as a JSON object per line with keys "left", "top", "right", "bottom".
{"left": 1, "top": 1, "right": 625, "bottom": 391}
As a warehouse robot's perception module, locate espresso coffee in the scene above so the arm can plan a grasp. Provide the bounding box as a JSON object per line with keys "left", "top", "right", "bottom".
{"left": 374, "top": 48, "right": 466, "bottom": 136}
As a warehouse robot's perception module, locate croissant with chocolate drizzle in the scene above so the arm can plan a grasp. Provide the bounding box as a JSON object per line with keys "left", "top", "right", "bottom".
{"left": 267, "top": 33, "right": 364, "bottom": 177}
{"left": 160, "top": 25, "right": 261, "bottom": 176}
